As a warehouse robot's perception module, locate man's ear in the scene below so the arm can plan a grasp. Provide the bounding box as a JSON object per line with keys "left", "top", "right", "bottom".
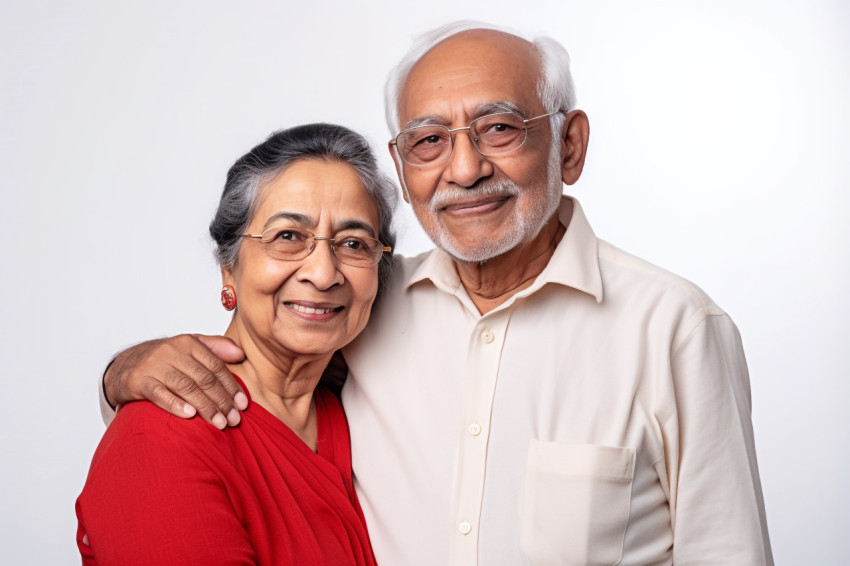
{"left": 388, "top": 142, "right": 411, "bottom": 203}
{"left": 559, "top": 110, "right": 590, "bottom": 186}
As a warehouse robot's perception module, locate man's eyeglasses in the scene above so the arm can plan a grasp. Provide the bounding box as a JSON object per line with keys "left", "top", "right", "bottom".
{"left": 390, "top": 110, "right": 564, "bottom": 166}
{"left": 242, "top": 225, "right": 392, "bottom": 268}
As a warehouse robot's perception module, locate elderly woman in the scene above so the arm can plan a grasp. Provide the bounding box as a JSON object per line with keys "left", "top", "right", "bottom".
{"left": 76, "top": 124, "right": 396, "bottom": 565}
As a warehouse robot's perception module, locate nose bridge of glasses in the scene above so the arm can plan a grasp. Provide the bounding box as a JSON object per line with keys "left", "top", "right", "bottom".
{"left": 446, "top": 124, "right": 482, "bottom": 156}
{"left": 309, "top": 235, "right": 336, "bottom": 253}
{"left": 446, "top": 124, "right": 473, "bottom": 136}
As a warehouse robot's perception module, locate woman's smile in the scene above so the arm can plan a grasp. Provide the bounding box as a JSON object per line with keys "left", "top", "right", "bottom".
{"left": 284, "top": 301, "right": 344, "bottom": 318}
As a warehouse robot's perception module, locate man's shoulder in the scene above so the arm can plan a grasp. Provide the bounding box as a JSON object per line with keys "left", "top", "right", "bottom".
{"left": 380, "top": 249, "right": 439, "bottom": 294}
{"left": 596, "top": 239, "right": 724, "bottom": 316}
{"left": 393, "top": 249, "right": 436, "bottom": 274}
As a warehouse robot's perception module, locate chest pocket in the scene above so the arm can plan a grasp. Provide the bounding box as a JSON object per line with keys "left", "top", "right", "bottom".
{"left": 520, "top": 441, "right": 635, "bottom": 566}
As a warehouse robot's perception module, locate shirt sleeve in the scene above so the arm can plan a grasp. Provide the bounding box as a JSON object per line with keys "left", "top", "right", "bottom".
{"left": 76, "top": 409, "right": 256, "bottom": 566}
{"left": 98, "top": 372, "right": 116, "bottom": 426}
{"left": 665, "top": 312, "right": 774, "bottom": 565}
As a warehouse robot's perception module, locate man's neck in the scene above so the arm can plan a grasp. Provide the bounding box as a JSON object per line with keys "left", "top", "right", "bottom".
{"left": 454, "top": 205, "right": 570, "bottom": 315}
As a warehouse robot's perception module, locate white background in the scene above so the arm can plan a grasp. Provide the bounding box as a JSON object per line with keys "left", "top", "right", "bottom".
{"left": 1, "top": 0, "right": 848, "bottom": 564}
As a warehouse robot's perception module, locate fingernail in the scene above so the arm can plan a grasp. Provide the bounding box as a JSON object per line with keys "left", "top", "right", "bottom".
{"left": 182, "top": 404, "right": 197, "bottom": 418}
{"left": 226, "top": 408, "right": 241, "bottom": 427}
{"left": 212, "top": 413, "right": 227, "bottom": 429}
{"left": 234, "top": 392, "right": 249, "bottom": 410}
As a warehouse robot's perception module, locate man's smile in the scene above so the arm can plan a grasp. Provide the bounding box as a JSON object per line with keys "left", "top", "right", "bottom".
{"left": 440, "top": 195, "right": 512, "bottom": 215}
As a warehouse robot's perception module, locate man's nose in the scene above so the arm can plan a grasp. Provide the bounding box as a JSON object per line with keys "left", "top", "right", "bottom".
{"left": 444, "top": 129, "right": 493, "bottom": 188}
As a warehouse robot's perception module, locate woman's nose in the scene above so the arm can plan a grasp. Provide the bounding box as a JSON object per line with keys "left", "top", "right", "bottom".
{"left": 296, "top": 238, "right": 345, "bottom": 290}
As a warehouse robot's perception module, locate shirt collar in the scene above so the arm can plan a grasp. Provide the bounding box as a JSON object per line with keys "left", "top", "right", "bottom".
{"left": 404, "top": 196, "right": 604, "bottom": 303}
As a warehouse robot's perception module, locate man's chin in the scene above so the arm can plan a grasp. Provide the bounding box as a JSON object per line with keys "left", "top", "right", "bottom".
{"left": 437, "top": 232, "right": 520, "bottom": 264}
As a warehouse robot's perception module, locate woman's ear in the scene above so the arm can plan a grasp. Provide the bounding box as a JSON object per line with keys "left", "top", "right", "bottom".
{"left": 559, "top": 110, "right": 590, "bottom": 186}
{"left": 221, "top": 266, "right": 235, "bottom": 287}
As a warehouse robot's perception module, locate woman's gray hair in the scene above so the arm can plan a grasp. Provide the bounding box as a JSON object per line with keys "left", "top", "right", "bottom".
{"left": 383, "top": 21, "right": 576, "bottom": 135}
{"left": 210, "top": 123, "right": 398, "bottom": 291}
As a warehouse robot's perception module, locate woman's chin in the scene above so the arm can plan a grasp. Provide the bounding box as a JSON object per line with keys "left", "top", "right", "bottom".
{"left": 270, "top": 328, "right": 349, "bottom": 359}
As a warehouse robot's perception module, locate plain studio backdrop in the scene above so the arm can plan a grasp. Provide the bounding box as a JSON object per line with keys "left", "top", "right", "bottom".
{"left": 1, "top": 0, "right": 848, "bottom": 564}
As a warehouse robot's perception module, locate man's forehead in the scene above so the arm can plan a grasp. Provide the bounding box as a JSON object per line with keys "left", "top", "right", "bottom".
{"left": 401, "top": 101, "right": 525, "bottom": 129}
{"left": 398, "top": 30, "right": 541, "bottom": 125}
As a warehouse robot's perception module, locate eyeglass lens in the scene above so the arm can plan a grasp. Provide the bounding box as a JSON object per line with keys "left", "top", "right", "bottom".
{"left": 396, "top": 112, "right": 529, "bottom": 165}
{"left": 259, "top": 226, "right": 384, "bottom": 267}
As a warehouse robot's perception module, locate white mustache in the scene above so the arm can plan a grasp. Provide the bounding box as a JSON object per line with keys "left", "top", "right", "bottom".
{"left": 430, "top": 179, "right": 521, "bottom": 211}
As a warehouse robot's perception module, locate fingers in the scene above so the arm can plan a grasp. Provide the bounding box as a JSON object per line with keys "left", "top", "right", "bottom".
{"left": 144, "top": 378, "right": 197, "bottom": 419}
{"left": 106, "top": 334, "right": 247, "bottom": 429}
{"left": 197, "top": 335, "right": 245, "bottom": 364}
{"left": 169, "top": 353, "right": 246, "bottom": 427}
{"left": 161, "top": 364, "right": 230, "bottom": 429}
{"left": 195, "top": 335, "right": 249, "bottom": 411}
{"left": 156, "top": 335, "right": 243, "bottom": 428}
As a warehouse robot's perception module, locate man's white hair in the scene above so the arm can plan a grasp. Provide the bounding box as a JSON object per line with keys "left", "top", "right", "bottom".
{"left": 383, "top": 20, "right": 577, "bottom": 134}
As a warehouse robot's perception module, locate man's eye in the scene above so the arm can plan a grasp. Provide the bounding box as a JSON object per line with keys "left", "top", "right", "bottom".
{"left": 414, "top": 134, "right": 444, "bottom": 146}
{"left": 485, "top": 122, "right": 516, "bottom": 134}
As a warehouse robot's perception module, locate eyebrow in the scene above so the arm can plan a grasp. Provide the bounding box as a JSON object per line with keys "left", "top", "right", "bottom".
{"left": 401, "top": 101, "right": 527, "bottom": 130}
{"left": 475, "top": 101, "right": 525, "bottom": 117}
{"left": 263, "top": 212, "right": 310, "bottom": 229}
{"left": 402, "top": 115, "right": 445, "bottom": 130}
{"left": 263, "top": 211, "right": 377, "bottom": 237}
{"left": 336, "top": 220, "right": 377, "bottom": 238}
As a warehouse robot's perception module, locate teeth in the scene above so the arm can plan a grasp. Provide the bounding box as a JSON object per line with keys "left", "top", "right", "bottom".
{"left": 288, "top": 303, "right": 336, "bottom": 315}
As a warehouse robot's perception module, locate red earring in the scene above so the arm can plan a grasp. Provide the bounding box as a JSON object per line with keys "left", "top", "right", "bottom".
{"left": 221, "top": 285, "right": 237, "bottom": 311}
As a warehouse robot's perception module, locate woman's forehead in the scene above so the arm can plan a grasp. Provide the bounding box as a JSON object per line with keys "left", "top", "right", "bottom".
{"left": 254, "top": 160, "right": 379, "bottom": 228}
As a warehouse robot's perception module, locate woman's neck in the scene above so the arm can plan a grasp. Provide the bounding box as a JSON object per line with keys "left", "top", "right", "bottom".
{"left": 224, "top": 322, "right": 328, "bottom": 451}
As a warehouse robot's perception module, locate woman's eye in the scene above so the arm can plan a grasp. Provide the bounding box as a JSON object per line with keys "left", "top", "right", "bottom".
{"left": 268, "top": 229, "right": 306, "bottom": 244}
{"left": 339, "top": 238, "right": 364, "bottom": 250}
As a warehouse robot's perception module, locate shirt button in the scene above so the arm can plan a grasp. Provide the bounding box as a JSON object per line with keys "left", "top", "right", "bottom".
{"left": 480, "top": 329, "right": 494, "bottom": 344}
{"left": 468, "top": 422, "right": 482, "bottom": 436}
{"left": 458, "top": 520, "right": 472, "bottom": 535}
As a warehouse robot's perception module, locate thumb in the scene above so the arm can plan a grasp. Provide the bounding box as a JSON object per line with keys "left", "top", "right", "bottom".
{"left": 195, "top": 334, "right": 245, "bottom": 363}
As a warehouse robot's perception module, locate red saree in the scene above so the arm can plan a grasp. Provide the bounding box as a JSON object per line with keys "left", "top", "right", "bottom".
{"left": 76, "top": 377, "right": 376, "bottom": 565}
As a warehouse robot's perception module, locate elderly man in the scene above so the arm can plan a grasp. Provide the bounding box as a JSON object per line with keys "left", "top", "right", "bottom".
{"left": 102, "top": 22, "right": 773, "bottom": 565}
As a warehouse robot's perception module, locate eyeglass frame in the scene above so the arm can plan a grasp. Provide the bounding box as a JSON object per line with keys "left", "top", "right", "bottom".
{"left": 389, "top": 109, "right": 565, "bottom": 166}
{"left": 241, "top": 227, "right": 392, "bottom": 267}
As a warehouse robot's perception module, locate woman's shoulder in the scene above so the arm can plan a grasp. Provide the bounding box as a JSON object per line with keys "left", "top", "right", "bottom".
{"left": 92, "top": 401, "right": 229, "bottom": 465}
{"left": 77, "top": 405, "right": 258, "bottom": 565}
{"left": 112, "top": 400, "right": 219, "bottom": 436}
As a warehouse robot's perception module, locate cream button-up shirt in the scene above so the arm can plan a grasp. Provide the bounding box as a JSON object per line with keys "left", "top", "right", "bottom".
{"left": 342, "top": 197, "right": 773, "bottom": 565}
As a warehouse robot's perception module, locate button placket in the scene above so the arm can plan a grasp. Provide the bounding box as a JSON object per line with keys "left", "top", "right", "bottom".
{"left": 450, "top": 312, "right": 510, "bottom": 565}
